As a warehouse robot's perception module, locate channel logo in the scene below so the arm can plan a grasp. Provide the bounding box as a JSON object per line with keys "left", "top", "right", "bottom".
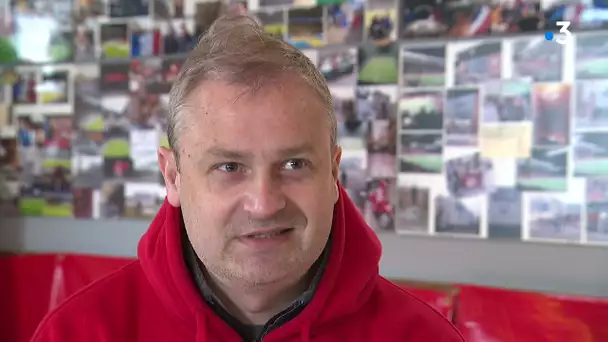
{"left": 544, "top": 21, "right": 572, "bottom": 45}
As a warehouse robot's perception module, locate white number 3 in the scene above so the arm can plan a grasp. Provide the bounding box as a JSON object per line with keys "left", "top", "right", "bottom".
{"left": 556, "top": 21, "right": 572, "bottom": 45}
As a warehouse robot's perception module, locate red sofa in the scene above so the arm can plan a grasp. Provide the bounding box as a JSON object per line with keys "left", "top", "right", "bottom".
{"left": 1, "top": 254, "right": 607, "bottom": 342}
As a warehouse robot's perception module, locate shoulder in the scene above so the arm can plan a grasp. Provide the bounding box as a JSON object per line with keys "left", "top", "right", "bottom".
{"left": 366, "top": 276, "right": 465, "bottom": 342}
{"left": 31, "top": 261, "right": 150, "bottom": 341}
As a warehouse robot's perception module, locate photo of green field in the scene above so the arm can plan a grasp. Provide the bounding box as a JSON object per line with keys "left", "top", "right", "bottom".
{"left": 101, "top": 23, "right": 130, "bottom": 59}
{"left": 102, "top": 41, "right": 130, "bottom": 59}
{"left": 358, "top": 42, "right": 398, "bottom": 85}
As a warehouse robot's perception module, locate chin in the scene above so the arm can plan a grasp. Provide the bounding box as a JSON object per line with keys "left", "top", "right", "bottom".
{"left": 236, "top": 258, "right": 305, "bottom": 285}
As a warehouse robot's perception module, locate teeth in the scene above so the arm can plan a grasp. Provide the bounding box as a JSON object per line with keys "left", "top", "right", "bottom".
{"left": 249, "top": 231, "right": 283, "bottom": 239}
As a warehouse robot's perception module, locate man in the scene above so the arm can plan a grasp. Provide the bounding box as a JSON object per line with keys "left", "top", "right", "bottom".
{"left": 33, "top": 15, "right": 464, "bottom": 342}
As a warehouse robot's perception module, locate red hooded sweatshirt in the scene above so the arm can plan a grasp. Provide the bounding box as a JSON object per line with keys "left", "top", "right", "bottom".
{"left": 32, "top": 186, "right": 464, "bottom": 342}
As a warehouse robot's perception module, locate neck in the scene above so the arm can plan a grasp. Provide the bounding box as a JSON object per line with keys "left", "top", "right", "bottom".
{"left": 204, "top": 269, "right": 313, "bottom": 325}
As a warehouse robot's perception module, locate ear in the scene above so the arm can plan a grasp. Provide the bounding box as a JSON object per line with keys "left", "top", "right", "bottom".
{"left": 331, "top": 145, "right": 342, "bottom": 204}
{"left": 158, "top": 147, "right": 181, "bottom": 207}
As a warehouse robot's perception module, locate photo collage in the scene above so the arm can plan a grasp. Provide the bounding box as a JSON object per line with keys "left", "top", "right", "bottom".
{"left": 0, "top": 0, "right": 608, "bottom": 247}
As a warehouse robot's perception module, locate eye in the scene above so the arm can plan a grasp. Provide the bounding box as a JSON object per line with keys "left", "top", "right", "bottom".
{"left": 216, "top": 162, "right": 243, "bottom": 173}
{"left": 283, "top": 159, "right": 308, "bottom": 171}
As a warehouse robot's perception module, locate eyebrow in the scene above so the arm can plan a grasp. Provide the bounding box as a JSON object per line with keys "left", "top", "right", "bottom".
{"left": 203, "top": 142, "right": 316, "bottom": 161}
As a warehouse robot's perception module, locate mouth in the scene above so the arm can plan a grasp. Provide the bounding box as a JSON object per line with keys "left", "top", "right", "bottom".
{"left": 242, "top": 228, "right": 294, "bottom": 240}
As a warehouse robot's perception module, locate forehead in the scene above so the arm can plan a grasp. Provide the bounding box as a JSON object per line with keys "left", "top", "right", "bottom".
{"left": 182, "top": 78, "right": 330, "bottom": 154}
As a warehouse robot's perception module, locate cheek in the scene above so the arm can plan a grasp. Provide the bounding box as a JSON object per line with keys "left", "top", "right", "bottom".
{"left": 287, "top": 178, "right": 336, "bottom": 228}
{"left": 179, "top": 174, "right": 232, "bottom": 241}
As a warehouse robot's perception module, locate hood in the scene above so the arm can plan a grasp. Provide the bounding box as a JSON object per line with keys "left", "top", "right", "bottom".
{"left": 138, "top": 184, "right": 382, "bottom": 341}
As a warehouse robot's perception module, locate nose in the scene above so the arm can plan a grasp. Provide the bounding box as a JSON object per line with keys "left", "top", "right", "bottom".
{"left": 243, "top": 173, "right": 286, "bottom": 219}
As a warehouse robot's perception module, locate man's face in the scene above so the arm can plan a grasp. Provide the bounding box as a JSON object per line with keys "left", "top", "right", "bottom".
{"left": 161, "top": 76, "right": 341, "bottom": 286}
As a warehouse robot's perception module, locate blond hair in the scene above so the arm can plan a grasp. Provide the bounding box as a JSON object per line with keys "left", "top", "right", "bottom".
{"left": 167, "top": 14, "right": 336, "bottom": 164}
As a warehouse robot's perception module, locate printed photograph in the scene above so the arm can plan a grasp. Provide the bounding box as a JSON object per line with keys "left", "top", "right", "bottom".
{"left": 0, "top": 105, "right": 9, "bottom": 129}
{"left": 161, "top": 57, "right": 184, "bottom": 92}
{"left": 479, "top": 123, "right": 532, "bottom": 159}
{"left": 445, "top": 88, "right": 480, "bottom": 146}
{"left": 17, "top": 114, "right": 73, "bottom": 217}
{"left": 158, "top": 19, "right": 196, "bottom": 56}
{"left": 368, "top": 151, "right": 396, "bottom": 179}
{"left": 38, "top": 69, "right": 70, "bottom": 104}
{"left": 365, "top": 0, "right": 397, "bottom": 42}
{"left": 129, "top": 129, "right": 162, "bottom": 183}
{"left": 100, "top": 62, "right": 130, "bottom": 94}
{"left": 100, "top": 23, "right": 130, "bottom": 59}
{"left": 334, "top": 87, "right": 364, "bottom": 149}
{"left": 367, "top": 116, "right": 397, "bottom": 154}
{"left": 124, "top": 182, "right": 166, "bottom": 219}
{"left": 487, "top": 187, "right": 522, "bottom": 239}
{"left": 576, "top": 32, "right": 608, "bottom": 80}
{"left": 287, "top": 6, "right": 324, "bottom": 49}
{"left": 130, "top": 59, "right": 164, "bottom": 94}
{"left": 128, "top": 93, "right": 167, "bottom": 130}
{"left": 339, "top": 149, "right": 367, "bottom": 211}
{"left": 482, "top": 80, "right": 532, "bottom": 123}
{"left": 72, "top": 151, "right": 103, "bottom": 189}
{"left": 74, "top": 0, "right": 106, "bottom": 20}
{"left": 576, "top": 80, "right": 608, "bottom": 131}
{"left": 358, "top": 42, "right": 399, "bottom": 85}
{"left": 72, "top": 187, "right": 95, "bottom": 218}
{"left": 511, "top": 36, "right": 563, "bottom": 82}
{"left": 12, "top": 0, "right": 74, "bottom": 27}
{"left": 527, "top": 180, "right": 584, "bottom": 242}
{"left": 401, "top": 45, "right": 446, "bottom": 87}
{"left": 259, "top": 0, "right": 293, "bottom": 8}
{"left": 192, "top": 1, "right": 224, "bottom": 37}
{"left": 444, "top": 2, "right": 493, "bottom": 37}
{"left": 363, "top": 178, "right": 397, "bottom": 232}
{"left": 399, "top": 90, "right": 443, "bottom": 131}
{"left": 494, "top": 1, "right": 544, "bottom": 33}
{"left": 0, "top": 138, "right": 20, "bottom": 217}
{"left": 11, "top": 71, "right": 37, "bottom": 105}
{"left": 10, "top": 2, "right": 73, "bottom": 63}
{"left": 399, "top": 133, "right": 442, "bottom": 173}
{"left": 398, "top": 0, "right": 447, "bottom": 38}
{"left": 356, "top": 86, "right": 397, "bottom": 121}
{"left": 532, "top": 83, "right": 570, "bottom": 146}
{"left": 434, "top": 192, "right": 483, "bottom": 236}
{"left": 99, "top": 181, "right": 125, "bottom": 219}
{"left": 129, "top": 18, "right": 161, "bottom": 58}
{"left": 152, "top": 0, "right": 184, "bottom": 18}
{"left": 445, "top": 151, "right": 494, "bottom": 198}
{"left": 74, "top": 23, "right": 96, "bottom": 61}
{"left": 318, "top": 48, "right": 357, "bottom": 87}
{"left": 256, "top": 9, "right": 285, "bottom": 40}
{"left": 444, "top": 1, "right": 543, "bottom": 38}
{"left": 107, "top": 0, "right": 149, "bottom": 17}
{"left": 544, "top": 1, "right": 608, "bottom": 31}
{"left": 517, "top": 146, "right": 567, "bottom": 191}
{"left": 367, "top": 117, "right": 397, "bottom": 180}
{"left": 450, "top": 41, "right": 501, "bottom": 86}
{"left": 0, "top": 82, "right": 5, "bottom": 107}
{"left": 72, "top": 65, "right": 104, "bottom": 188}
{"left": 573, "top": 131, "right": 608, "bottom": 177}
{"left": 586, "top": 178, "right": 608, "bottom": 243}
{"left": 100, "top": 94, "right": 131, "bottom": 136}
{"left": 102, "top": 129, "right": 132, "bottom": 180}
{"left": 325, "top": 1, "right": 364, "bottom": 44}
{"left": 396, "top": 182, "right": 430, "bottom": 234}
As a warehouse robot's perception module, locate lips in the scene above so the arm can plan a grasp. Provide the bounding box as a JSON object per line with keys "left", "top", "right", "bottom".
{"left": 243, "top": 228, "right": 293, "bottom": 239}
